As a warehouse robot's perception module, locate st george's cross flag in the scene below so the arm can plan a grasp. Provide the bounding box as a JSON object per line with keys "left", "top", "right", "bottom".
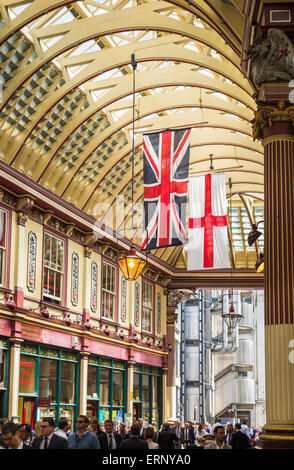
{"left": 141, "top": 128, "right": 191, "bottom": 250}
{"left": 187, "top": 172, "right": 230, "bottom": 270}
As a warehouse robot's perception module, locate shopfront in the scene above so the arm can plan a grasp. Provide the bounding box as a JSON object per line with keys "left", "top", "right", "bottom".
{"left": 0, "top": 337, "right": 9, "bottom": 418}
{"left": 18, "top": 342, "right": 79, "bottom": 428}
{"left": 87, "top": 356, "right": 127, "bottom": 424}
{"left": 133, "top": 364, "right": 162, "bottom": 430}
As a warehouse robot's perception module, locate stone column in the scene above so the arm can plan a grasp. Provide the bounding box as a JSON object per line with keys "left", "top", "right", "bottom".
{"left": 15, "top": 214, "right": 27, "bottom": 308}
{"left": 127, "top": 359, "right": 135, "bottom": 416}
{"left": 8, "top": 338, "right": 23, "bottom": 418}
{"left": 161, "top": 368, "right": 168, "bottom": 423}
{"left": 79, "top": 352, "right": 90, "bottom": 416}
{"left": 253, "top": 96, "right": 294, "bottom": 448}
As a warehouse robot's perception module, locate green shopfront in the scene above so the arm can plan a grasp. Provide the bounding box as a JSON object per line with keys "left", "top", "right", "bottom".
{"left": 0, "top": 337, "right": 9, "bottom": 418}
{"left": 133, "top": 364, "right": 162, "bottom": 429}
{"left": 18, "top": 342, "right": 79, "bottom": 429}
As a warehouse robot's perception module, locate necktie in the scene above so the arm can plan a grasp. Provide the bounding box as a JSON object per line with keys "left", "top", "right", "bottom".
{"left": 44, "top": 437, "right": 48, "bottom": 449}
{"left": 186, "top": 429, "right": 188, "bottom": 441}
{"left": 108, "top": 435, "right": 113, "bottom": 449}
{"left": 177, "top": 427, "right": 180, "bottom": 438}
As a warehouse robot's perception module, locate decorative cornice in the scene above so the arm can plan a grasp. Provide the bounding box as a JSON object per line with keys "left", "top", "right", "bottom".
{"left": 252, "top": 101, "right": 294, "bottom": 140}
{"left": 17, "top": 213, "right": 28, "bottom": 227}
{"left": 84, "top": 247, "right": 92, "bottom": 259}
{"left": 16, "top": 195, "right": 35, "bottom": 214}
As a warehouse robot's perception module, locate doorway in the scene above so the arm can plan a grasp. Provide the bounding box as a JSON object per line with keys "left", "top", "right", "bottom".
{"left": 132, "top": 402, "right": 140, "bottom": 423}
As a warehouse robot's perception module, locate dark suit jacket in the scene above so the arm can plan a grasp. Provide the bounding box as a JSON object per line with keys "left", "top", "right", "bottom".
{"left": 98, "top": 431, "right": 121, "bottom": 449}
{"left": 115, "top": 431, "right": 129, "bottom": 441}
{"left": 181, "top": 427, "right": 194, "bottom": 445}
{"left": 32, "top": 434, "right": 68, "bottom": 449}
{"left": 157, "top": 430, "right": 178, "bottom": 449}
{"left": 127, "top": 427, "right": 146, "bottom": 439}
{"left": 119, "top": 436, "right": 149, "bottom": 450}
{"left": 231, "top": 431, "right": 250, "bottom": 449}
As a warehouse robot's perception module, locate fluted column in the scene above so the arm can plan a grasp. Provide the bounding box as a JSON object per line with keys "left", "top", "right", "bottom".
{"left": 79, "top": 352, "right": 90, "bottom": 415}
{"left": 127, "top": 360, "right": 134, "bottom": 415}
{"left": 254, "top": 100, "right": 294, "bottom": 448}
{"left": 8, "top": 338, "right": 23, "bottom": 418}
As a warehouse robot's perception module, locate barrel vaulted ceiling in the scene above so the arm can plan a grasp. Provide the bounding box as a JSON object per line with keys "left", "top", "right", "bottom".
{"left": 0, "top": 0, "right": 264, "bottom": 269}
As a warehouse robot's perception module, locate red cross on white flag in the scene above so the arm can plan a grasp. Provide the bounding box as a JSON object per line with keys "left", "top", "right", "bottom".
{"left": 188, "top": 173, "right": 230, "bottom": 270}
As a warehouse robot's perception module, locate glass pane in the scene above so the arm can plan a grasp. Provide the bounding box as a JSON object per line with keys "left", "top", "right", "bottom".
{"left": 103, "top": 263, "right": 107, "bottom": 290}
{"left": 51, "top": 237, "right": 57, "bottom": 267}
{"left": 39, "top": 359, "right": 57, "bottom": 402}
{"left": 142, "top": 307, "right": 151, "bottom": 332}
{"left": 100, "top": 368, "right": 110, "bottom": 406}
{"left": 142, "top": 375, "right": 149, "bottom": 407}
{"left": 0, "top": 211, "right": 6, "bottom": 248}
{"left": 57, "top": 239, "right": 64, "bottom": 269}
{"left": 134, "top": 373, "right": 140, "bottom": 401}
{"left": 55, "top": 271, "right": 61, "bottom": 298}
{"left": 19, "top": 356, "right": 36, "bottom": 394}
{"left": 59, "top": 406, "right": 74, "bottom": 429}
{"left": 152, "top": 409, "right": 159, "bottom": 430}
{"left": 142, "top": 407, "right": 149, "bottom": 426}
{"left": 87, "top": 366, "right": 98, "bottom": 398}
{"left": 48, "top": 269, "right": 55, "bottom": 296}
{"left": 102, "top": 292, "right": 114, "bottom": 319}
{"left": 0, "top": 350, "right": 5, "bottom": 387}
{"left": 113, "top": 370, "right": 123, "bottom": 406}
{"left": 44, "top": 234, "right": 51, "bottom": 264}
{"left": 152, "top": 376, "right": 158, "bottom": 408}
{"left": 60, "top": 362, "right": 75, "bottom": 404}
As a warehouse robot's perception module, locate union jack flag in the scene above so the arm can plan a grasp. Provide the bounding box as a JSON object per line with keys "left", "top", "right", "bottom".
{"left": 142, "top": 128, "right": 191, "bottom": 250}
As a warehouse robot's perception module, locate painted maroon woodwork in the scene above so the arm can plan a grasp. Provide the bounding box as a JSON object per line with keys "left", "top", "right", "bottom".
{"left": 0, "top": 317, "right": 12, "bottom": 336}
{"left": 89, "top": 339, "right": 128, "bottom": 360}
{"left": 15, "top": 287, "right": 24, "bottom": 308}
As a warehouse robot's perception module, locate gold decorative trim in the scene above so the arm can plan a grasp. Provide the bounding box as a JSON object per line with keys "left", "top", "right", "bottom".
{"left": 259, "top": 435, "right": 294, "bottom": 441}
{"left": 263, "top": 134, "right": 294, "bottom": 146}
{"left": 263, "top": 425, "right": 294, "bottom": 433}
{"left": 252, "top": 101, "right": 294, "bottom": 140}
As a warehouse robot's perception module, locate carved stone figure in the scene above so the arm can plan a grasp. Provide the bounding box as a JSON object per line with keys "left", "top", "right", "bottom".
{"left": 167, "top": 289, "right": 194, "bottom": 307}
{"left": 246, "top": 28, "right": 294, "bottom": 87}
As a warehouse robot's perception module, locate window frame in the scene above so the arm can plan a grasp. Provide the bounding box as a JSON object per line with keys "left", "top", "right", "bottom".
{"left": 142, "top": 279, "right": 154, "bottom": 334}
{"left": 42, "top": 231, "right": 66, "bottom": 306}
{"left": 101, "top": 259, "right": 118, "bottom": 321}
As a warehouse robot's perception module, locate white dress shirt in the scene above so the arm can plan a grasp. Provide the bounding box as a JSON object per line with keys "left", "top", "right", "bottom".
{"left": 40, "top": 433, "right": 54, "bottom": 449}
{"left": 54, "top": 429, "right": 68, "bottom": 440}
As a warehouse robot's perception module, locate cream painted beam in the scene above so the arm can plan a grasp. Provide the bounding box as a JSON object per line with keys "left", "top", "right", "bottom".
{"left": 56, "top": 110, "right": 253, "bottom": 203}
{"left": 0, "top": 4, "right": 243, "bottom": 109}
{"left": 39, "top": 90, "right": 253, "bottom": 195}
{"left": 9, "top": 67, "right": 255, "bottom": 179}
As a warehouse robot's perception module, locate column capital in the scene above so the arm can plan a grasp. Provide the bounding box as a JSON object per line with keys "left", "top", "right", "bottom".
{"left": 80, "top": 351, "right": 91, "bottom": 360}
{"left": 253, "top": 101, "right": 294, "bottom": 141}
{"left": 84, "top": 247, "right": 92, "bottom": 258}
{"left": 9, "top": 337, "right": 23, "bottom": 347}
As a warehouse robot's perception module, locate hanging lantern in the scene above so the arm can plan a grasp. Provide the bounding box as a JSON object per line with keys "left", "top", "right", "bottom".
{"left": 117, "top": 246, "right": 146, "bottom": 281}
{"left": 221, "top": 302, "right": 243, "bottom": 330}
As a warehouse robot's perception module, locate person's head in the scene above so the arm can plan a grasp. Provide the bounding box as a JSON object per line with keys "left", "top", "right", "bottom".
{"left": 137, "top": 419, "right": 143, "bottom": 429}
{"left": 40, "top": 417, "right": 55, "bottom": 437}
{"left": 226, "top": 423, "right": 233, "bottom": 433}
{"left": 188, "top": 421, "right": 193, "bottom": 428}
{"left": 2, "top": 422, "right": 21, "bottom": 449}
{"left": 198, "top": 437, "right": 206, "bottom": 447}
{"left": 144, "top": 427, "right": 155, "bottom": 441}
{"left": 18, "top": 423, "right": 31, "bottom": 442}
{"left": 104, "top": 420, "right": 114, "bottom": 435}
{"left": 119, "top": 422, "right": 126, "bottom": 433}
{"left": 90, "top": 417, "right": 99, "bottom": 430}
{"left": 76, "top": 415, "right": 89, "bottom": 433}
{"left": 214, "top": 425, "right": 225, "bottom": 443}
{"left": 235, "top": 423, "right": 241, "bottom": 431}
{"left": 58, "top": 417, "right": 70, "bottom": 432}
{"left": 176, "top": 420, "right": 181, "bottom": 427}
{"left": 242, "top": 421, "right": 247, "bottom": 425}
{"left": 184, "top": 422, "right": 189, "bottom": 428}
{"left": 34, "top": 421, "right": 42, "bottom": 437}
{"left": 198, "top": 423, "right": 203, "bottom": 431}
{"left": 215, "top": 418, "right": 222, "bottom": 424}
{"left": 130, "top": 424, "right": 140, "bottom": 437}
{"left": 162, "top": 423, "right": 170, "bottom": 432}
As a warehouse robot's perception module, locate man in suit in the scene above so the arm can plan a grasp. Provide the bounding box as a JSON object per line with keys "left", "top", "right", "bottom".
{"left": 2, "top": 422, "right": 31, "bottom": 449}
{"left": 116, "top": 422, "right": 129, "bottom": 441}
{"left": 157, "top": 423, "right": 178, "bottom": 449}
{"left": 137, "top": 418, "right": 146, "bottom": 439}
{"left": 231, "top": 423, "right": 251, "bottom": 449}
{"left": 225, "top": 423, "right": 234, "bottom": 447}
{"left": 32, "top": 417, "right": 68, "bottom": 449}
{"left": 181, "top": 422, "right": 194, "bottom": 448}
{"left": 99, "top": 420, "right": 121, "bottom": 449}
{"left": 204, "top": 425, "right": 232, "bottom": 449}
{"left": 119, "top": 424, "right": 148, "bottom": 449}
{"left": 173, "top": 420, "right": 182, "bottom": 449}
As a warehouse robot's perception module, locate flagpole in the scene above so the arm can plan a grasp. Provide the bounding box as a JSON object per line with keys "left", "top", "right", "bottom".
{"left": 131, "top": 53, "right": 137, "bottom": 230}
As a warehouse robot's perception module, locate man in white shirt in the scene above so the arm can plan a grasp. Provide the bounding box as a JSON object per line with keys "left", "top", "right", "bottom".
{"left": 241, "top": 421, "right": 251, "bottom": 438}
{"left": 2, "top": 422, "right": 30, "bottom": 449}
{"left": 204, "top": 425, "right": 232, "bottom": 449}
{"left": 54, "top": 417, "right": 71, "bottom": 439}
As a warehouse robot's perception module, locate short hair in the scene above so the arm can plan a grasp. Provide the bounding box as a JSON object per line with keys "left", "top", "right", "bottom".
{"left": 2, "top": 422, "right": 19, "bottom": 436}
{"left": 214, "top": 425, "right": 224, "bottom": 434}
{"left": 131, "top": 424, "right": 140, "bottom": 436}
{"left": 104, "top": 420, "right": 113, "bottom": 426}
{"left": 58, "top": 418, "right": 69, "bottom": 430}
{"left": 198, "top": 437, "right": 206, "bottom": 444}
{"left": 235, "top": 423, "right": 241, "bottom": 430}
{"left": 78, "top": 415, "right": 89, "bottom": 425}
{"left": 162, "top": 423, "right": 170, "bottom": 431}
{"left": 43, "top": 417, "right": 55, "bottom": 428}
{"left": 144, "top": 427, "right": 155, "bottom": 440}
{"left": 19, "top": 423, "right": 31, "bottom": 433}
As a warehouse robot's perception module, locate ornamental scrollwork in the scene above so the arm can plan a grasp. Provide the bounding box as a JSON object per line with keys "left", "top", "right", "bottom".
{"left": 252, "top": 101, "right": 294, "bottom": 140}
{"left": 91, "top": 262, "right": 98, "bottom": 313}
{"left": 121, "top": 276, "right": 127, "bottom": 322}
{"left": 27, "top": 232, "right": 37, "bottom": 292}
{"left": 71, "top": 252, "right": 79, "bottom": 306}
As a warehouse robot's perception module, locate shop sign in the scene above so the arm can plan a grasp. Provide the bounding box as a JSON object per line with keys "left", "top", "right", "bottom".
{"left": 22, "top": 324, "right": 42, "bottom": 342}
{"left": 37, "top": 397, "right": 51, "bottom": 407}
{"left": 0, "top": 318, "right": 11, "bottom": 336}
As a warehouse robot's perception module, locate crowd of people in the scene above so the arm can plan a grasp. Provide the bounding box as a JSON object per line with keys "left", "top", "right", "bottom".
{"left": 0, "top": 416, "right": 264, "bottom": 450}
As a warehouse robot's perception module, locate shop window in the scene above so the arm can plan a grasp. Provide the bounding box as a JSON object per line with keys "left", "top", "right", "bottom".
{"left": 87, "top": 366, "right": 98, "bottom": 399}
{"left": 39, "top": 359, "right": 57, "bottom": 402}
{"left": 134, "top": 373, "right": 140, "bottom": 401}
{"left": 152, "top": 376, "right": 158, "bottom": 408}
{"left": 100, "top": 368, "right": 110, "bottom": 406}
{"left": 113, "top": 370, "right": 123, "bottom": 407}
{"left": 60, "top": 362, "right": 75, "bottom": 404}
{"left": 102, "top": 262, "right": 116, "bottom": 320}
{"left": 142, "top": 375, "right": 149, "bottom": 408}
{"left": 43, "top": 233, "right": 64, "bottom": 304}
{"left": 0, "top": 210, "right": 6, "bottom": 286}
{"left": 142, "top": 281, "right": 153, "bottom": 333}
{"left": 19, "top": 356, "right": 36, "bottom": 394}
